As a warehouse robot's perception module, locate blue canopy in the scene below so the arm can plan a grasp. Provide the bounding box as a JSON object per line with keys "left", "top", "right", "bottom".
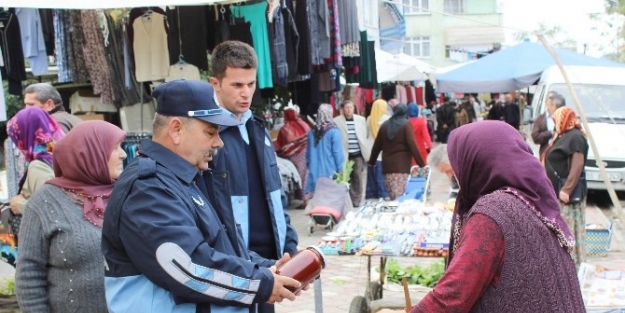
{"left": 436, "top": 41, "right": 625, "bottom": 93}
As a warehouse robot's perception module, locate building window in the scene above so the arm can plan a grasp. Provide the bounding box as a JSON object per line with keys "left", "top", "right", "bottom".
{"left": 404, "top": 36, "right": 431, "bottom": 57}
{"left": 403, "top": 0, "right": 429, "bottom": 14}
{"left": 363, "top": 0, "right": 378, "bottom": 27}
{"left": 444, "top": 0, "right": 466, "bottom": 14}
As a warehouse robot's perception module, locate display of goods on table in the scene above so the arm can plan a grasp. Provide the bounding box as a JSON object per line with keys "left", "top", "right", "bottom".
{"left": 317, "top": 200, "right": 453, "bottom": 257}
{"left": 578, "top": 262, "right": 625, "bottom": 309}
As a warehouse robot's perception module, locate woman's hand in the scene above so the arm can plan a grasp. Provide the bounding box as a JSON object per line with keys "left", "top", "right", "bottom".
{"left": 559, "top": 190, "right": 570, "bottom": 203}
{"left": 9, "top": 195, "right": 24, "bottom": 214}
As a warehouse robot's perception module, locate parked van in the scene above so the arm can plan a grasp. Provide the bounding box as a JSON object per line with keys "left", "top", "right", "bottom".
{"left": 528, "top": 65, "right": 625, "bottom": 191}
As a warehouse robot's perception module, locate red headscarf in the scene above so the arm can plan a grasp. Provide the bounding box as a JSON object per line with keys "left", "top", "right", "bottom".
{"left": 47, "top": 121, "right": 126, "bottom": 228}
{"left": 276, "top": 109, "right": 310, "bottom": 150}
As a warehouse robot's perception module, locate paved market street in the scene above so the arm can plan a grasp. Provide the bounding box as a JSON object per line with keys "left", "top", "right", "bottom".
{"left": 277, "top": 169, "right": 625, "bottom": 313}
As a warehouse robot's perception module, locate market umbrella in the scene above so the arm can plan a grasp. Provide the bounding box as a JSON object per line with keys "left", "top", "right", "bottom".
{"left": 436, "top": 41, "right": 625, "bottom": 93}
{"left": 376, "top": 49, "right": 429, "bottom": 83}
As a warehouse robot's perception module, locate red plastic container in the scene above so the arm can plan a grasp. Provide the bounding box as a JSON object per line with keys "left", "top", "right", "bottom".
{"left": 277, "top": 246, "right": 326, "bottom": 293}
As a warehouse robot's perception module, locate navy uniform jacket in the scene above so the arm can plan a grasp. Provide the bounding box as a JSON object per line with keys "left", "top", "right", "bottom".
{"left": 102, "top": 139, "right": 275, "bottom": 313}
{"left": 205, "top": 114, "right": 298, "bottom": 258}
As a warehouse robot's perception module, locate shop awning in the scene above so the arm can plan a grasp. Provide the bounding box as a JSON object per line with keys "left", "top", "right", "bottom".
{"left": 1, "top": 0, "right": 238, "bottom": 9}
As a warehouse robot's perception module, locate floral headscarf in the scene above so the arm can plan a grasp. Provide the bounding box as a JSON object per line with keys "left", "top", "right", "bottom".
{"left": 553, "top": 106, "right": 583, "bottom": 136}
{"left": 313, "top": 104, "right": 336, "bottom": 146}
{"left": 7, "top": 106, "right": 65, "bottom": 166}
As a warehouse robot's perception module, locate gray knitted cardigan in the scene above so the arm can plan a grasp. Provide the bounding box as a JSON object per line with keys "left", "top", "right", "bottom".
{"left": 15, "top": 184, "right": 108, "bottom": 313}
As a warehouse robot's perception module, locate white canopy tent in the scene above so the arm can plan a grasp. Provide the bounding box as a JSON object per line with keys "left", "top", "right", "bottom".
{"left": 375, "top": 49, "right": 433, "bottom": 83}
{"left": 1, "top": 0, "right": 237, "bottom": 9}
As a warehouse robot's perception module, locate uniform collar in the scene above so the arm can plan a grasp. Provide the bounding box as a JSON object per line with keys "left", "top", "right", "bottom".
{"left": 139, "top": 139, "right": 199, "bottom": 184}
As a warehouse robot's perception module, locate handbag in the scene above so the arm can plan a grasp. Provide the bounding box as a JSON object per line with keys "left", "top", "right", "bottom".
{"left": 546, "top": 159, "right": 586, "bottom": 204}
{"left": 8, "top": 211, "right": 21, "bottom": 243}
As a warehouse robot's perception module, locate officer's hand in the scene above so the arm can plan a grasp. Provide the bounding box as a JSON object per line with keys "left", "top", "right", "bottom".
{"left": 267, "top": 268, "right": 300, "bottom": 304}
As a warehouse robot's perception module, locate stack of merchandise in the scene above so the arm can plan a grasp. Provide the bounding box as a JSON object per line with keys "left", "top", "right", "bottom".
{"left": 317, "top": 200, "right": 453, "bottom": 257}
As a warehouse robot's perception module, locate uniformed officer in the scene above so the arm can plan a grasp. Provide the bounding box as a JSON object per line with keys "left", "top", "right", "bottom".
{"left": 102, "top": 80, "right": 302, "bottom": 313}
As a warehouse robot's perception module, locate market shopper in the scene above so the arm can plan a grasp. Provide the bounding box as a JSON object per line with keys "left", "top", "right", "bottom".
{"left": 366, "top": 97, "right": 390, "bottom": 199}
{"left": 532, "top": 92, "right": 565, "bottom": 158}
{"left": 102, "top": 80, "right": 302, "bottom": 313}
{"left": 407, "top": 102, "right": 433, "bottom": 164}
{"left": 380, "top": 121, "right": 585, "bottom": 313}
{"left": 7, "top": 107, "right": 65, "bottom": 242}
{"left": 368, "top": 103, "right": 425, "bottom": 200}
{"left": 23, "top": 83, "right": 83, "bottom": 133}
{"left": 275, "top": 108, "right": 311, "bottom": 209}
{"left": 204, "top": 41, "right": 299, "bottom": 313}
{"left": 305, "top": 104, "right": 345, "bottom": 198}
{"left": 334, "top": 100, "right": 371, "bottom": 207}
{"left": 426, "top": 144, "right": 458, "bottom": 202}
{"left": 16, "top": 121, "right": 126, "bottom": 313}
{"left": 544, "top": 106, "right": 589, "bottom": 267}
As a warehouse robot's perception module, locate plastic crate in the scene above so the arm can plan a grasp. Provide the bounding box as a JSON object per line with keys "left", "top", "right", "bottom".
{"left": 586, "top": 224, "right": 613, "bottom": 257}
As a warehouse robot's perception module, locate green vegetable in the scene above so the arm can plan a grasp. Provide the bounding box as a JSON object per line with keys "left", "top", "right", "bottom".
{"left": 334, "top": 160, "right": 354, "bottom": 187}
{"left": 384, "top": 258, "right": 445, "bottom": 287}
{"left": 0, "top": 277, "right": 15, "bottom": 296}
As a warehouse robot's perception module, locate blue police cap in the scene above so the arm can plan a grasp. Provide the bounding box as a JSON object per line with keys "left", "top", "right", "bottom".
{"left": 153, "top": 79, "right": 241, "bottom": 127}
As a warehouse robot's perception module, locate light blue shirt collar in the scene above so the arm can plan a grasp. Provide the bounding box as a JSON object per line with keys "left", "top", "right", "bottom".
{"left": 224, "top": 109, "right": 253, "bottom": 144}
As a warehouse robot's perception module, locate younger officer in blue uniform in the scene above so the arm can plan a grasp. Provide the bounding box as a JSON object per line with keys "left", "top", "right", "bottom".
{"left": 102, "top": 80, "right": 302, "bottom": 313}
{"left": 205, "top": 41, "right": 299, "bottom": 313}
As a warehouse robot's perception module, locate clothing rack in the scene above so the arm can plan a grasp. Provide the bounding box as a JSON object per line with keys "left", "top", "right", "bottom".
{"left": 122, "top": 132, "right": 152, "bottom": 166}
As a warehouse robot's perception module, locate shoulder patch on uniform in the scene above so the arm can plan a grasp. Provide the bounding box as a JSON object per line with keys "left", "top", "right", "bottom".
{"left": 137, "top": 158, "right": 157, "bottom": 179}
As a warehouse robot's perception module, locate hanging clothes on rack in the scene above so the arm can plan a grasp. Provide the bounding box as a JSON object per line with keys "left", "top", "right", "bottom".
{"left": 67, "top": 10, "right": 91, "bottom": 83}
{"left": 0, "top": 8, "right": 27, "bottom": 95}
{"left": 294, "top": 0, "right": 312, "bottom": 75}
{"left": 53, "top": 9, "right": 71, "bottom": 82}
{"left": 281, "top": 0, "right": 299, "bottom": 83}
{"left": 166, "top": 63, "right": 200, "bottom": 81}
{"left": 338, "top": 0, "right": 360, "bottom": 57}
{"left": 322, "top": 0, "right": 341, "bottom": 69}
{"left": 81, "top": 10, "right": 115, "bottom": 104}
{"left": 166, "top": 6, "right": 209, "bottom": 71}
{"left": 121, "top": 132, "right": 152, "bottom": 167}
{"left": 269, "top": 1, "right": 288, "bottom": 86}
{"left": 231, "top": 1, "right": 274, "bottom": 89}
{"left": 15, "top": 8, "right": 48, "bottom": 76}
{"left": 38, "top": 9, "right": 55, "bottom": 56}
{"left": 130, "top": 8, "right": 170, "bottom": 82}
{"left": 102, "top": 10, "right": 142, "bottom": 107}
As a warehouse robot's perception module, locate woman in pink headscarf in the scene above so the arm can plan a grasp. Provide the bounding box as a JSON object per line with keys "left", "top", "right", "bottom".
{"left": 16, "top": 121, "right": 126, "bottom": 313}
{"left": 275, "top": 108, "right": 311, "bottom": 208}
